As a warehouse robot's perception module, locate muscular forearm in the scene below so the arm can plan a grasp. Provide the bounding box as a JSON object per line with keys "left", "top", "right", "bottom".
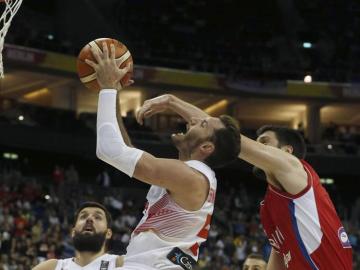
{"left": 116, "top": 95, "right": 133, "bottom": 147}
{"left": 168, "top": 95, "right": 209, "bottom": 122}
{"left": 239, "top": 135, "right": 307, "bottom": 194}
{"left": 239, "top": 135, "right": 299, "bottom": 173}
{"left": 267, "top": 249, "right": 285, "bottom": 270}
{"left": 238, "top": 135, "right": 276, "bottom": 171}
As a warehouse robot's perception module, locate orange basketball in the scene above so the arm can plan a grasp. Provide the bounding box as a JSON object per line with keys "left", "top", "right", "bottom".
{"left": 77, "top": 38, "right": 133, "bottom": 91}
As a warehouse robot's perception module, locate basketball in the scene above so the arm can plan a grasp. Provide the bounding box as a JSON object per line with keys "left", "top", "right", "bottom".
{"left": 77, "top": 38, "right": 133, "bottom": 91}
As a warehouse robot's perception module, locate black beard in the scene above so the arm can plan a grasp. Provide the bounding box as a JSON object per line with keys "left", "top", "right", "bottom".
{"left": 252, "top": 166, "right": 267, "bottom": 181}
{"left": 172, "top": 132, "right": 204, "bottom": 161}
{"left": 72, "top": 231, "right": 106, "bottom": 252}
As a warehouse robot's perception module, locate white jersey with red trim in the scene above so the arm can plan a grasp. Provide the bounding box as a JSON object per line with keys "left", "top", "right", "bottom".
{"left": 55, "top": 254, "right": 118, "bottom": 270}
{"left": 124, "top": 160, "right": 217, "bottom": 269}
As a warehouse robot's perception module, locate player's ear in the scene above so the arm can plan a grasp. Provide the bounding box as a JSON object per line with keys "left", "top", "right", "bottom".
{"left": 106, "top": 228, "right": 112, "bottom": 240}
{"left": 200, "top": 141, "right": 215, "bottom": 156}
{"left": 281, "top": 145, "right": 293, "bottom": 155}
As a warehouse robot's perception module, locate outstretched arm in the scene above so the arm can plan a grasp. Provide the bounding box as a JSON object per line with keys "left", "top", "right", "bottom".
{"left": 239, "top": 135, "right": 307, "bottom": 194}
{"left": 267, "top": 249, "right": 285, "bottom": 270}
{"left": 136, "top": 94, "right": 209, "bottom": 125}
{"left": 116, "top": 94, "right": 133, "bottom": 147}
{"left": 136, "top": 92, "right": 306, "bottom": 194}
{"left": 85, "top": 42, "right": 133, "bottom": 147}
{"left": 96, "top": 89, "right": 208, "bottom": 209}
{"left": 87, "top": 42, "right": 209, "bottom": 210}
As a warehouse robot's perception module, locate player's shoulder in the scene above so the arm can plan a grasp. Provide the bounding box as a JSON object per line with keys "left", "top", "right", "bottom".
{"left": 32, "top": 259, "right": 58, "bottom": 270}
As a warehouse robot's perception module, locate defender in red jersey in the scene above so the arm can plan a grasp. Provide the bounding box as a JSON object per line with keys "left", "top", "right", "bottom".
{"left": 239, "top": 125, "right": 352, "bottom": 269}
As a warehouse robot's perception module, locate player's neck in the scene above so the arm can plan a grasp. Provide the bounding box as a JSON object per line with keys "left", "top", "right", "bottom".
{"left": 74, "top": 249, "right": 106, "bottom": 266}
{"left": 177, "top": 145, "right": 193, "bottom": 161}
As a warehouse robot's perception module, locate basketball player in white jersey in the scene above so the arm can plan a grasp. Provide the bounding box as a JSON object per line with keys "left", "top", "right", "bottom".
{"left": 83, "top": 42, "right": 241, "bottom": 269}
{"left": 32, "top": 202, "right": 124, "bottom": 270}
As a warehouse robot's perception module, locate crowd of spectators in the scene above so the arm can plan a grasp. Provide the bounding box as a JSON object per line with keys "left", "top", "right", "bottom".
{"left": 5, "top": 0, "right": 360, "bottom": 82}
{"left": 323, "top": 123, "right": 360, "bottom": 144}
{"left": 1, "top": 1, "right": 360, "bottom": 268}
{"left": 293, "top": 0, "right": 360, "bottom": 82}
{"left": 322, "top": 123, "right": 360, "bottom": 155}
{"left": 0, "top": 161, "right": 359, "bottom": 270}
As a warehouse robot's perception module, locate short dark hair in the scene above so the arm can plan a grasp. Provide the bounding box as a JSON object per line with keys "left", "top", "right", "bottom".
{"left": 74, "top": 201, "right": 112, "bottom": 228}
{"left": 256, "top": 125, "right": 306, "bottom": 159}
{"left": 246, "top": 253, "right": 265, "bottom": 261}
{"left": 204, "top": 115, "right": 241, "bottom": 168}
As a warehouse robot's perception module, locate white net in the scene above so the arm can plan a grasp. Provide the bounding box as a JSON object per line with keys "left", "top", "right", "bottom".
{"left": 0, "top": 0, "right": 23, "bottom": 78}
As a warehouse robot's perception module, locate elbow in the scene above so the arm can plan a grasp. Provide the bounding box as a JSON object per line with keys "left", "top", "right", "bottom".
{"left": 96, "top": 138, "right": 108, "bottom": 161}
{"left": 96, "top": 146, "right": 103, "bottom": 160}
{"left": 133, "top": 155, "right": 159, "bottom": 183}
{"left": 96, "top": 127, "right": 112, "bottom": 161}
{"left": 96, "top": 146, "right": 106, "bottom": 161}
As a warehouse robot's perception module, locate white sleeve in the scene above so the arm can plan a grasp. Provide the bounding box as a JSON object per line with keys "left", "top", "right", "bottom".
{"left": 96, "top": 89, "right": 143, "bottom": 177}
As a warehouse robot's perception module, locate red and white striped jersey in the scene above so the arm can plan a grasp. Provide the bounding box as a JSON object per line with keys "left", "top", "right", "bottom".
{"left": 124, "top": 160, "right": 217, "bottom": 269}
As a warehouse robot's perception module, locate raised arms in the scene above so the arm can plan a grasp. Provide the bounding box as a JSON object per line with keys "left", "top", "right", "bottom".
{"left": 136, "top": 94, "right": 209, "bottom": 125}
{"left": 87, "top": 43, "right": 209, "bottom": 211}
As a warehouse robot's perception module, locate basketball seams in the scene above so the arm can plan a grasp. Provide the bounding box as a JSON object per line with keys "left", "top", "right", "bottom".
{"left": 93, "top": 40, "right": 105, "bottom": 53}
{"left": 77, "top": 38, "right": 133, "bottom": 91}
{"left": 78, "top": 56, "right": 131, "bottom": 82}
{"left": 78, "top": 51, "right": 131, "bottom": 81}
{"left": 117, "top": 51, "right": 131, "bottom": 66}
{"left": 77, "top": 58, "right": 94, "bottom": 75}
{"left": 80, "top": 73, "right": 97, "bottom": 83}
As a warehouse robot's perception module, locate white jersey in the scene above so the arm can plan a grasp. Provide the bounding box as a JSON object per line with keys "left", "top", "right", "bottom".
{"left": 124, "top": 160, "right": 217, "bottom": 270}
{"left": 55, "top": 254, "right": 118, "bottom": 270}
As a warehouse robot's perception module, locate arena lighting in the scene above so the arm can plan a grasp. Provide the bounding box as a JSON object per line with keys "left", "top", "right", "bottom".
{"left": 47, "top": 34, "right": 54, "bottom": 40}
{"left": 320, "top": 178, "right": 335, "bottom": 185}
{"left": 327, "top": 144, "right": 333, "bottom": 150}
{"left": 326, "top": 179, "right": 334, "bottom": 184}
{"left": 18, "top": 115, "right": 24, "bottom": 121}
{"left": 3, "top": 152, "right": 18, "bottom": 160}
{"left": 304, "top": 75, "right": 312, "bottom": 83}
{"left": 204, "top": 99, "right": 228, "bottom": 115}
{"left": 23, "top": 88, "right": 49, "bottom": 100}
{"left": 303, "top": 42, "right": 312, "bottom": 48}
{"left": 44, "top": 195, "right": 51, "bottom": 200}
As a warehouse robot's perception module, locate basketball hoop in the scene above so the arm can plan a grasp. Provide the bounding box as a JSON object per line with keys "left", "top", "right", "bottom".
{"left": 0, "top": 0, "right": 23, "bottom": 78}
